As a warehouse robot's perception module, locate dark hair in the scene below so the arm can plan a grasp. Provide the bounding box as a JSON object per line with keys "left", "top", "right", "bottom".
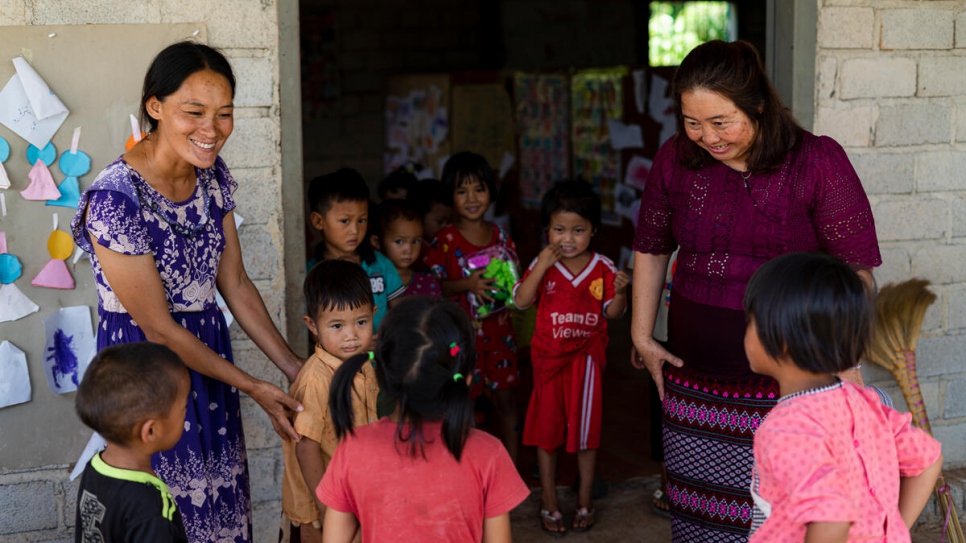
{"left": 307, "top": 168, "right": 370, "bottom": 215}
{"left": 372, "top": 199, "right": 422, "bottom": 239}
{"left": 540, "top": 180, "right": 602, "bottom": 230}
{"left": 744, "top": 252, "right": 873, "bottom": 374}
{"left": 441, "top": 152, "right": 496, "bottom": 206}
{"left": 140, "top": 41, "right": 236, "bottom": 133}
{"left": 329, "top": 297, "right": 476, "bottom": 460}
{"left": 406, "top": 179, "right": 450, "bottom": 216}
{"left": 304, "top": 259, "right": 374, "bottom": 319}
{"left": 379, "top": 166, "right": 419, "bottom": 201}
{"left": 75, "top": 343, "right": 188, "bottom": 445}
{"left": 672, "top": 40, "right": 803, "bottom": 173}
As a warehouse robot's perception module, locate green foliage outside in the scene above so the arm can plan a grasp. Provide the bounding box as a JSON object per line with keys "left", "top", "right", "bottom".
{"left": 649, "top": 2, "right": 735, "bottom": 66}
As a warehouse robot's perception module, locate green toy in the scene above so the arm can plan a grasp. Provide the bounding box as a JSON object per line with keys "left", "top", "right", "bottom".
{"left": 463, "top": 246, "right": 520, "bottom": 319}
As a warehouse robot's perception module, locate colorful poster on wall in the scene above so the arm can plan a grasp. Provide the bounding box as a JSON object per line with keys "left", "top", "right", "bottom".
{"left": 571, "top": 68, "right": 626, "bottom": 223}
{"left": 385, "top": 75, "right": 451, "bottom": 176}
{"left": 514, "top": 73, "right": 570, "bottom": 209}
{"left": 451, "top": 84, "right": 516, "bottom": 175}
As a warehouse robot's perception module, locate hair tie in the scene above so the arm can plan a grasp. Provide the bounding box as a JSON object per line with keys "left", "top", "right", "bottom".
{"left": 453, "top": 372, "right": 464, "bottom": 383}
{"left": 449, "top": 342, "right": 460, "bottom": 357}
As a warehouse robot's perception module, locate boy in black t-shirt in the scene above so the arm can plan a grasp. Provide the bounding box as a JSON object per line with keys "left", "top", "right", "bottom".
{"left": 74, "top": 342, "right": 191, "bottom": 543}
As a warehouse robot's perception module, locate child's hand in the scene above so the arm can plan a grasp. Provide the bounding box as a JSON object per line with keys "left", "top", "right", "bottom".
{"left": 467, "top": 269, "right": 497, "bottom": 303}
{"left": 614, "top": 270, "right": 630, "bottom": 294}
{"left": 536, "top": 243, "right": 563, "bottom": 270}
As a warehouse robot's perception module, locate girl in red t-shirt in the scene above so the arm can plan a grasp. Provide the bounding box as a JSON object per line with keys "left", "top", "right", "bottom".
{"left": 316, "top": 297, "right": 530, "bottom": 543}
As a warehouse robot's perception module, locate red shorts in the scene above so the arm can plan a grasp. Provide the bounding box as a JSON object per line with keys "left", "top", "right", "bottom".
{"left": 523, "top": 354, "right": 603, "bottom": 453}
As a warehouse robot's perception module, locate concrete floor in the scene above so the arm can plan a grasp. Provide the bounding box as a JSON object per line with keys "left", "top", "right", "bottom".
{"left": 509, "top": 476, "right": 950, "bottom": 542}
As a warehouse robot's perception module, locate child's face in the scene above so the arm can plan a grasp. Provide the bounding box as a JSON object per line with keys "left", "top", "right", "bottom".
{"left": 380, "top": 218, "right": 423, "bottom": 271}
{"left": 155, "top": 371, "right": 190, "bottom": 452}
{"left": 312, "top": 199, "right": 368, "bottom": 258}
{"left": 423, "top": 202, "right": 452, "bottom": 240}
{"left": 744, "top": 318, "right": 775, "bottom": 377}
{"left": 548, "top": 211, "right": 594, "bottom": 261}
{"left": 453, "top": 177, "right": 490, "bottom": 222}
{"left": 304, "top": 303, "right": 374, "bottom": 361}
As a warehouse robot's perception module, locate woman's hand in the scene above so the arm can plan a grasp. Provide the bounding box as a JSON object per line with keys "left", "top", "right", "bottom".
{"left": 632, "top": 336, "right": 683, "bottom": 401}
{"left": 246, "top": 379, "right": 303, "bottom": 442}
{"left": 466, "top": 269, "right": 497, "bottom": 303}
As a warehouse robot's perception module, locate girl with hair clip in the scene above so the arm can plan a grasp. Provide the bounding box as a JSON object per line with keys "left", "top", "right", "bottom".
{"left": 316, "top": 297, "right": 530, "bottom": 543}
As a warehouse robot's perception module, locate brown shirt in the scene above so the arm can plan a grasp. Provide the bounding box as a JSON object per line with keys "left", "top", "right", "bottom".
{"left": 281, "top": 345, "right": 380, "bottom": 524}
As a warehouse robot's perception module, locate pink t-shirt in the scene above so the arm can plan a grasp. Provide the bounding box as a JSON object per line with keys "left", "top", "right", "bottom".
{"left": 750, "top": 381, "right": 942, "bottom": 543}
{"left": 317, "top": 419, "right": 530, "bottom": 543}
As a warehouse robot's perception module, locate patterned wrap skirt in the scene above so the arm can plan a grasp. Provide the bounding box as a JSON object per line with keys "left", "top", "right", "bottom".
{"left": 663, "top": 364, "right": 778, "bottom": 542}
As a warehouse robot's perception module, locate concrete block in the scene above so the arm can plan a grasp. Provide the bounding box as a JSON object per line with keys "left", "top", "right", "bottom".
{"left": 813, "top": 106, "right": 874, "bottom": 147}
{"left": 865, "top": 379, "right": 941, "bottom": 424}
{"left": 240, "top": 397, "right": 279, "bottom": 450}
{"left": 957, "top": 11, "right": 966, "bottom": 48}
{"left": 816, "top": 56, "right": 837, "bottom": 102}
{"left": 31, "top": 0, "right": 160, "bottom": 23}
{"left": 161, "top": 0, "right": 276, "bottom": 49}
{"left": 876, "top": 103, "right": 950, "bottom": 147}
{"left": 874, "top": 198, "right": 947, "bottom": 241}
{"left": 920, "top": 56, "right": 966, "bottom": 97}
{"left": 839, "top": 57, "right": 916, "bottom": 99}
{"left": 880, "top": 9, "right": 954, "bottom": 50}
{"left": 849, "top": 152, "right": 913, "bottom": 194}
{"left": 0, "top": 481, "right": 58, "bottom": 534}
{"left": 238, "top": 226, "right": 280, "bottom": 281}
{"left": 875, "top": 246, "right": 911, "bottom": 287}
{"left": 230, "top": 168, "right": 279, "bottom": 226}
{"left": 924, "top": 294, "right": 943, "bottom": 333}
{"left": 917, "top": 151, "right": 966, "bottom": 192}
{"left": 231, "top": 57, "right": 274, "bottom": 108}
{"left": 64, "top": 476, "right": 80, "bottom": 528}
{"left": 253, "top": 499, "right": 283, "bottom": 543}
{"left": 912, "top": 244, "right": 966, "bottom": 285}
{"left": 918, "top": 334, "right": 966, "bottom": 378}
{"left": 944, "top": 376, "right": 966, "bottom": 418}
{"left": 933, "top": 423, "right": 966, "bottom": 465}
{"left": 0, "top": 1, "right": 27, "bottom": 25}
{"left": 220, "top": 117, "right": 279, "bottom": 169}
{"left": 818, "top": 7, "right": 874, "bottom": 49}
{"left": 248, "top": 450, "right": 281, "bottom": 503}
{"left": 951, "top": 197, "right": 966, "bottom": 237}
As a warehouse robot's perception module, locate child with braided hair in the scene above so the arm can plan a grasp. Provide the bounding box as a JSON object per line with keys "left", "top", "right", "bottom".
{"left": 317, "top": 297, "right": 529, "bottom": 543}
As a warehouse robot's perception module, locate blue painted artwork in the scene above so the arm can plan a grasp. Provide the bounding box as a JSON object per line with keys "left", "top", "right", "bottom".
{"left": 47, "top": 329, "right": 79, "bottom": 389}
{"left": 42, "top": 306, "right": 95, "bottom": 395}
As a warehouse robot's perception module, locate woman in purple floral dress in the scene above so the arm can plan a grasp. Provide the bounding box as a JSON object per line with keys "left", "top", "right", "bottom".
{"left": 72, "top": 42, "right": 303, "bottom": 543}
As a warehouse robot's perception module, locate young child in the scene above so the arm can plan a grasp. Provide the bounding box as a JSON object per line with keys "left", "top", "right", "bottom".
{"left": 378, "top": 164, "right": 418, "bottom": 201}
{"left": 424, "top": 151, "right": 521, "bottom": 461}
{"left": 370, "top": 199, "right": 441, "bottom": 298}
{"left": 744, "top": 252, "right": 943, "bottom": 543}
{"left": 513, "top": 180, "right": 629, "bottom": 535}
{"left": 316, "top": 297, "right": 530, "bottom": 543}
{"left": 307, "top": 168, "right": 404, "bottom": 330}
{"left": 280, "top": 260, "right": 377, "bottom": 543}
{"left": 406, "top": 178, "right": 452, "bottom": 244}
{"left": 74, "top": 342, "right": 191, "bottom": 542}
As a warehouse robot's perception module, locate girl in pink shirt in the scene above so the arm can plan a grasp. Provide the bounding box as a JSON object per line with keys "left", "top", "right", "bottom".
{"left": 743, "top": 253, "right": 942, "bottom": 543}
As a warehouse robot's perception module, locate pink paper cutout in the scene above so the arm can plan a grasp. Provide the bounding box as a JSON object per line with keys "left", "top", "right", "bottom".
{"left": 0, "top": 232, "right": 6, "bottom": 254}
{"left": 32, "top": 258, "right": 74, "bottom": 289}
{"left": 20, "top": 161, "right": 61, "bottom": 200}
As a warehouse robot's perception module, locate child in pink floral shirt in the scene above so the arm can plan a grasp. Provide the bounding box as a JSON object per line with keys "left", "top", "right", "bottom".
{"left": 743, "top": 253, "right": 943, "bottom": 543}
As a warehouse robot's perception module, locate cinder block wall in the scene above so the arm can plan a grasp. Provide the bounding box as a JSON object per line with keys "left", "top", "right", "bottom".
{"left": 814, "top": 1, "right": 966, "bottom": 466}
{"left": 0, "top": 3, "right": 293, "bottom": 542}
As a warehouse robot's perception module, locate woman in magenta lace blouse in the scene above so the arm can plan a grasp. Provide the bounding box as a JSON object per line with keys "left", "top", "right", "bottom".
{"left": 630, "top": 40, "right": 881, "bottom": 542}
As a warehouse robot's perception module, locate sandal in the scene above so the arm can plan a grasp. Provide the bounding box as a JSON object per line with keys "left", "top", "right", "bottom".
{"left": 539, "top": 509, "right": 566, "bottom": 538}
{"left": 652, "top": 489, "right": 671, "bottom": 519}
{"left": 572, "top": 507, "right": 596, "bottom": 533}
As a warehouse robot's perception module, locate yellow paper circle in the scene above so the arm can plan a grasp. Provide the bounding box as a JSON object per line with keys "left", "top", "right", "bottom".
{"left": 48, "top": 230, "right": 74, "bottom": 260}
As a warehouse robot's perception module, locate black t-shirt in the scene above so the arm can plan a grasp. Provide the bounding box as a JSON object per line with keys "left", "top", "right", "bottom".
{"left": 75, "top": 452, "right": 187, "bottom": 543}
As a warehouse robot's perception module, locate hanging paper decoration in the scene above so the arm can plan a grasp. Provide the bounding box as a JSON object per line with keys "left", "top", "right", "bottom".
{"left": 48, "top": 128, "right": 88, "bottom": 209}
{"left": 125, "top": 113, "right": 146, "bottom": 152}
{"left": 32, "top": 214, "right": 74, "bottom": 289}
{"left": 0, "top": 56, "right": 70, "bottom": 149}
{"left": 21, "top": 142, "right": 60, "bottom": 201}
{"left": 0, "top": 341, "right": 31, "bottom": 409}
{"left": 0, "top": 232, "right": 40, "bottom": 322}
{"left": 41, "top": 306, "right": 95, "bottom": 395}
{"left": 0, "top": 135, "right": 10, "bottom": 189}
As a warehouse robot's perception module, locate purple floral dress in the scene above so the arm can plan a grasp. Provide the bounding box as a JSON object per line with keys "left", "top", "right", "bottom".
{"left": 72, "top": 156, "right": 251, "bottom": 543}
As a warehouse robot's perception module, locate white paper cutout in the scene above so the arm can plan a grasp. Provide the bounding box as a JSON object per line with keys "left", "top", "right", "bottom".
{"left": 0, "top": 59, "right": 69, "bottom": 149}
{"left": 498, "top": 151, "right": 515, "bottom": 180}
{"left": 0, "top": 341, "right": 31, "bottom": 409}
{"left": 41, "top": 306, "right": 95, "bottom": 395}
{"left": 607, "top": 119, "right": 644, "bottom": 150}
{"left": 213, "top": 213, "right": 244, "bottom": 328}
{"left": 0, "top": 283, "right": 39, "bottom": 322}
{"left": 632, "top": 69, "right": 646, "bottom": 114}
{"left": 12, "top": 57, "right": 68, "bottom": 120}
{"left": 70, "top": 432, "right": 107, "bottom": 481}
{"left": 624, "top": 155, "right": 653, "bottom": 191}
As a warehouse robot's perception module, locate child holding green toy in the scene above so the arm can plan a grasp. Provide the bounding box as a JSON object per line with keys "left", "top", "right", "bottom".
{"left": 425, "top": 151, "right": 521, "bottom": 462}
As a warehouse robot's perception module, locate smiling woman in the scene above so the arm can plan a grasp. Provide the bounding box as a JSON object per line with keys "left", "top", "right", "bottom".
{"left": 71, "top": 41, "right": 305, "bottom": 543}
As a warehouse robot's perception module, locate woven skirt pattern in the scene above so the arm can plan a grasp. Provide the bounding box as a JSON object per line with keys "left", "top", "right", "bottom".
{"left": 663, "top": 364, "right": 778, "bottom": 542}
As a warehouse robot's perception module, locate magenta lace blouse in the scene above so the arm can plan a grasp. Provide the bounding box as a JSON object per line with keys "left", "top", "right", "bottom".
{"left": 634, "top": 131, "right": 881, "bottom": 311}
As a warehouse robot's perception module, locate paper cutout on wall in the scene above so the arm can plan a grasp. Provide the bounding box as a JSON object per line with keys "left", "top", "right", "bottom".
{"left": 48, "top": 140, "right": 89, "bottom": 209}
{"left": 20, "top": 160, "right": 60, "bottom": 200}
{"left": 0, "top": 252, "right": 22, "bottom": 283}
{"left": 0, "top": 57, "right": 69, "bottom": 149}
{"left": 0, "top": 235, "right": 40, "bottom": 322}
{"left": 42, "top": 306, "right": 95, "bottom": 395}
{"left": 624, "top": 155, "right": 653, "bottom": 191}
{"left": 0, "top": 341, "right": 31, "bottom": 409}
{"left": 70, "top": 432, "right": 107, "bottom": 481}
{"left": 46, "top": 176, "right": 79, "bottom": 209}
{"left": 27, "top": 142, "right": 56, "bottom": 166}
{"left": 32, "top": 229, "right": 74, "bottom": 289}
{"left": 0, "top": 231, "right": 6, "bottom": 254}
{"left": 0, "top": 135, "right": 9, "bottom": 189}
